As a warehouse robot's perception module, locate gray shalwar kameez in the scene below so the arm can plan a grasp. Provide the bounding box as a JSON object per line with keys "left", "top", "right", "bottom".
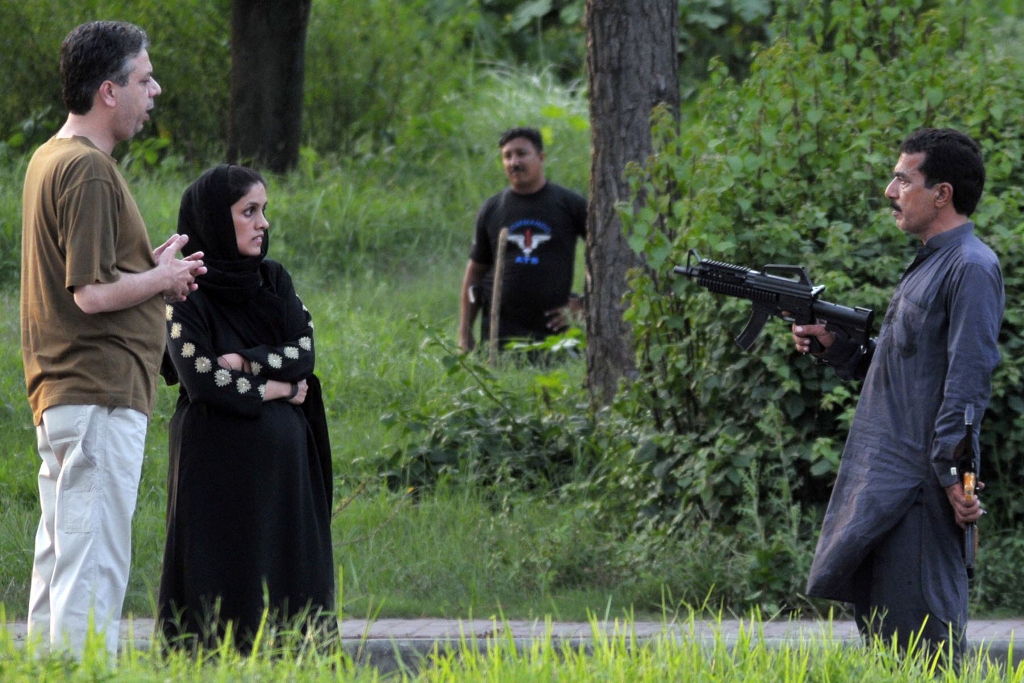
{"left": 806, "top": 222, "right": 1003, "bottom": 655}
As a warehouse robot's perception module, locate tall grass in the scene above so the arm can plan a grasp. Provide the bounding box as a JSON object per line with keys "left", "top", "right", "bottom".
{"left": 2, "top": 608, "right": 1019, "bottom": 681}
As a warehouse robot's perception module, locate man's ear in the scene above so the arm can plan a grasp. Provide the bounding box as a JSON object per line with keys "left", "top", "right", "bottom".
{"left": 97, "top": 81, "right": 117, "bottom": 109}
{"left": 933, "top": 182, "right": 953, "bottom": 208}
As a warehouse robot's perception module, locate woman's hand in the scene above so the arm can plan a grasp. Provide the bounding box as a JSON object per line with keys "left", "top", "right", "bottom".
{"left": 217, "top": 353, "right": 251, "bottom": 374}
{"left": 265, "top": 378, "right": 308, "bottom": 404}
{"left": 289, "top": 379, "right": 308, "bottom": 405}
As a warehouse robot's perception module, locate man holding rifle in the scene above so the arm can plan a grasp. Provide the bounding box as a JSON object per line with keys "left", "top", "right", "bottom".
{"left": 792, "top": 128, "right": 1003, "bottom": 663}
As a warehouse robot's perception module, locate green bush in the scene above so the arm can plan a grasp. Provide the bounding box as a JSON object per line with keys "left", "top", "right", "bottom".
{"left": 371, "top": 325, "right": 600, "bottom": 494}
{"left": 0, "top": 0, "right": 802, "bottom": 171}
{"left": 303, "top": 0, "right": 469, "bottom": 159}
{"left": 0, "top": 0, "right": 470, "bottom": 165}
{"left": 609, "top": 0, "right": 1024, "bottom": 612}
{"left": 0, "top": 0, "right": 231, "bottom": 163}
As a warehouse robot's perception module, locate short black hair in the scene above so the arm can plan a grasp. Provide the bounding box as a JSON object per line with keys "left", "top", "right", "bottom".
{"left": 498, "top": 127, "right": 543, "bottom": 152}
{"left": 899, "top": 128, "right": 985, "bottom": 216}
{"left": 60, "top": 21, "right": 149, "bottom": 115}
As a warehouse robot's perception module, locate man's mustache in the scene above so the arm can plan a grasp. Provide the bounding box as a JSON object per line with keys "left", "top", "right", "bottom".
{"left": 890, "top": 200, "right": 901, "bottom": 212}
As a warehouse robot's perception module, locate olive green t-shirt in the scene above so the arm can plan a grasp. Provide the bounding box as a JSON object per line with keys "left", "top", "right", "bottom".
{"left": 21, "top": 136, "right": 165, "bottom": 425}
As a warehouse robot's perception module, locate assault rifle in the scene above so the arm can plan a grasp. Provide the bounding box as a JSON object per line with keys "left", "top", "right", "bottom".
{"left": 956, "top": 405, "right": 979, "bottom": 582}
{"left": 673, "top": 249, "right": 874, "bottom": 352}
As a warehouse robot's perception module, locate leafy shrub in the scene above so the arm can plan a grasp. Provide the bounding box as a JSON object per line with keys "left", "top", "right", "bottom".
{"left": 972, "top": 532, "right": 1024, "bottom": 614}
{"left": 616, "top": 0, "right": 1024, "bottom": 545}
{"left": 0, "top": 0, "right": 468, "bottom": 165}
{"left": 371, "top": 325, "right": 600, "bottom": 494}
{"left": 678, "top": 0, "right": 774, "bottom": 97}
{"left": 303, "top": 0, "right": 469, "bottom": 159}
{"left": 0, "top": 0, "right": 231, "bottom": 163}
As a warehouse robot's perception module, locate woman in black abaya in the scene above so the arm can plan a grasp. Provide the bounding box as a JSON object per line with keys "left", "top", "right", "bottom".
{"left": 157, "top": 165, "right": 334, "bottom": 651}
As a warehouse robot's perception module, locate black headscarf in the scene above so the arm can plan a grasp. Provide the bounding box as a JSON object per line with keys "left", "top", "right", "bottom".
{"left": 176, "top": 164, "right": 287, "bottom": 344}
{"left": 177, "top": 164, "right": 269, "bottom": 304}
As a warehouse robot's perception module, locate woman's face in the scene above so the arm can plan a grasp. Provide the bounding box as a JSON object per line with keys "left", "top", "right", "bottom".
{"left": 231, "top": 182, "right": 269, "bottom": 257}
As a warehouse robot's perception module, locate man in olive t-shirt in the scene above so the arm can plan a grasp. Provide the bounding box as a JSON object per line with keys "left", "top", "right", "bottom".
{"left": 20, "top": 21, "right": 204, "bottom": 658}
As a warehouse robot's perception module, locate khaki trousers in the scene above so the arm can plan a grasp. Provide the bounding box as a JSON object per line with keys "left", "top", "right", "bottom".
{"left": 28, "top": 405, "right": 147, "bottom": 658}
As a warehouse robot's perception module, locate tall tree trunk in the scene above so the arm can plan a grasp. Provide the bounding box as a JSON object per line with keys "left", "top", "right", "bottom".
{"left": 228, "top": 0, "right": 311, "bottom": 173}
{"left": 584, "top": 0, "right": 679, "bottom": 405}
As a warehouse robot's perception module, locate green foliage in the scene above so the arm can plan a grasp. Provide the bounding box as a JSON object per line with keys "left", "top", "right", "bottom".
{"left": 0, "top": 0, "right": 785, "bottom": 167}
{"left": 303, "top": 0, "right": 470, "bottom": 159}
{"left": 0, "top": 0, "right": 230, "bottom": 163}
{"left": 0, "top": 160, "right": 27, "bottom": 286}
{"left": 616, "top": 0, "right": 1024, "bottom": 575}
{"left": 678, "top": 0, "right": 774, "bottom": 98}
{"left": 411, "top": 66, "right": 591, "bottom": 200}
{"left": 265, "top": 163, "right": 464, "bottom": 277}
{"left": 479, "top": 0, "right": 587, "bottom": 81}
{"left": 2, "top": 107, "right": 61, "bottom": 156}
{"left": 971, "top": 532, "right": 1024, "bottom": 615}
{"left": 425, "top": 0, "right": 783, "bottom": 92}
{"left": 372, "top": 323, "right": 600, "bottom": 494}
{"left": 0, "top": 0, "right": 471, "bottom": 166}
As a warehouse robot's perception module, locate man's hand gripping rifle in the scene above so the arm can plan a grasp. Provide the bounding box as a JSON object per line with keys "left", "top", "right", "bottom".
{"left": 956, "top": 405, "right": 980, "bottom": 581}
{"left": 673, "top": 249, "right": 874, "bottom": 352}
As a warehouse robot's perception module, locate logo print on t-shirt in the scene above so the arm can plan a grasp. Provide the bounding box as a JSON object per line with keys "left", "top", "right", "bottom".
{"left": 508, "top": 220, "right": 552, "bottom": 265}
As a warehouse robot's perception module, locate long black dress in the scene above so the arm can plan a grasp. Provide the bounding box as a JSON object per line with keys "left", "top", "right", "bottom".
{"left": 158, "top": 260, "right": 334, "bottom": 648}
{"left": 157, "top": 167, "right": 334, "bottom": 650}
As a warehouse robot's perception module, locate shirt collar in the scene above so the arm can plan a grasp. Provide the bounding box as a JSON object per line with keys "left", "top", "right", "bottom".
{"left": 902, "top": 222, "right": 974, "bottom": 280}
{"left": 923, "top": 221, "right": 974, "bottom": 253}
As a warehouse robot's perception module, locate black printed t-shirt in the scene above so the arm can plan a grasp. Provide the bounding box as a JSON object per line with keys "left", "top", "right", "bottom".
{"left": 469, "top": 182, "right": 587, "bottom": 340}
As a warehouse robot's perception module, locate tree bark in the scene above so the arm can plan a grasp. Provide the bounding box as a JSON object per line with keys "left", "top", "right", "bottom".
{"left": 228, "top": 0, "right": 311, "bottom": 173}
{"left": 585, "top": 0, "right": 679, "bottom": 405}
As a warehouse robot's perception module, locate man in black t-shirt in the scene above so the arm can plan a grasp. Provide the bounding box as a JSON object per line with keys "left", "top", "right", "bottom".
{"left": 458, "top": 127, "right": 587, "bottom": 352}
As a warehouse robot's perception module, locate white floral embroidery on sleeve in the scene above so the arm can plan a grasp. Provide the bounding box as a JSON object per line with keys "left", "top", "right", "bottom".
{"left": 251, "top": 361, "right": 262, "bottom": 376}
{"left": 258, "top": 383, "right": 266, "bottom": 398}
{"left": 214, "top": 368, "right": 231, "bottom": 387}
{"left": 267, "top": 353, "right": 283, "bottom": 369}
{"left": 165, "top": 305, "right": 174, "bottom": 321}
{"left": 170, "top": 322, "right": 182, "bottom": 339}
{"left": 299, "top": 336, "right": 312, "bottom": 351}
{"left": 236, "top": 377, "right": 251, "bottom": 394}
{"left": 181, "top": 342, "right": 196, "bottom": 358}
{"left": 195, "top": 357, "right": 213, "bottom": 373}
{"left": 284, "top": 346, "right": 299, "bottom": 359}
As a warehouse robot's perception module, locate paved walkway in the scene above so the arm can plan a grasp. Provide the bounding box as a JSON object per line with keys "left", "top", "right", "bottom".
{"left": 5, "top": 617, "right": 1023, "bottom": 674}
